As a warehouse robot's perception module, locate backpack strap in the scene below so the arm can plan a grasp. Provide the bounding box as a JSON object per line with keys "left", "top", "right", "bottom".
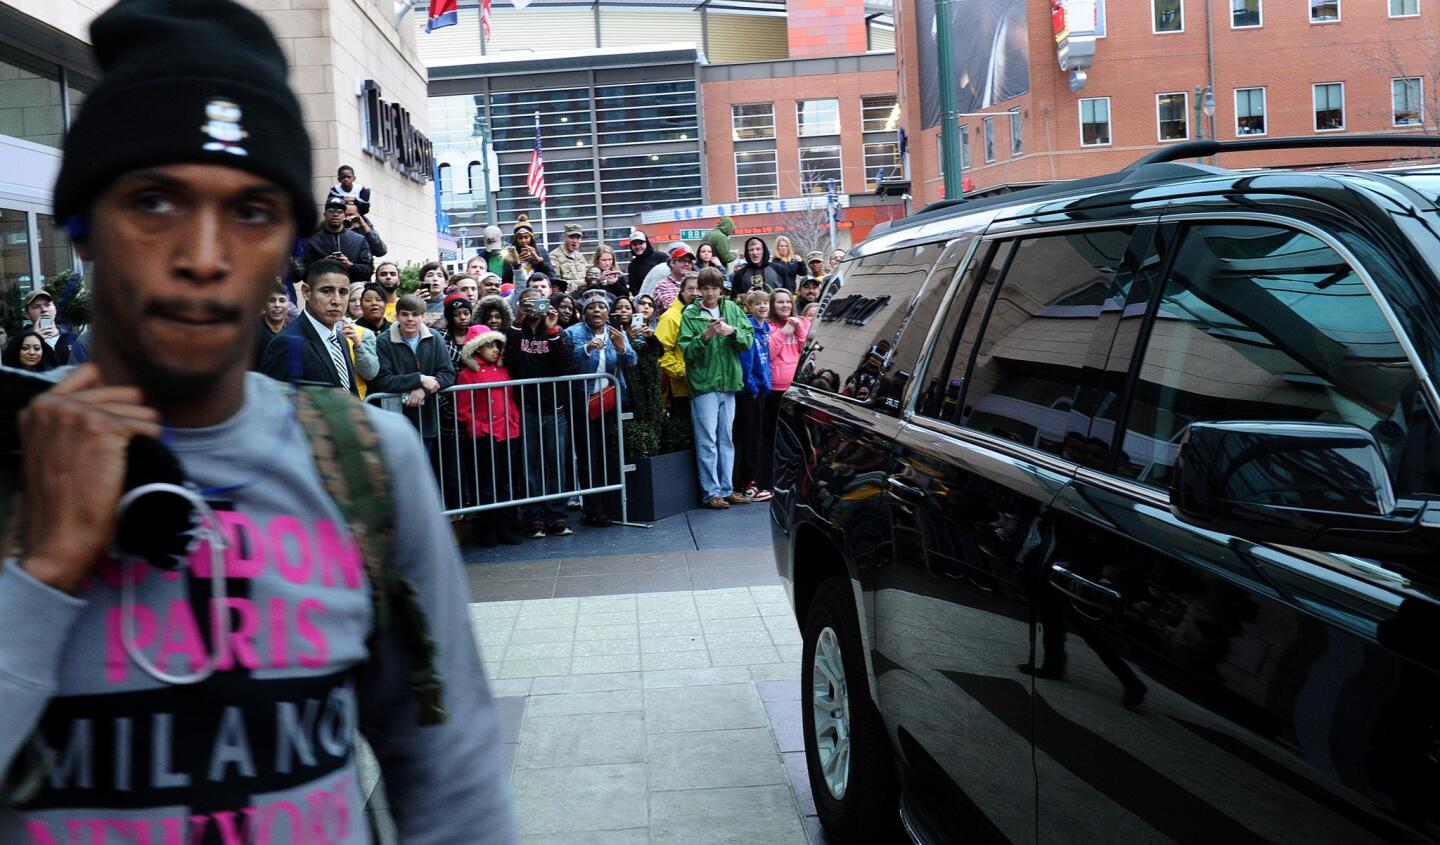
{"left": 292, "top": 385, "right": 447, "bottom": 726}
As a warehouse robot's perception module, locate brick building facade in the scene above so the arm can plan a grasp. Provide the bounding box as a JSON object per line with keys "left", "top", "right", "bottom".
{"left": 898, "top": 0, "right": 1439, "bottom": 206}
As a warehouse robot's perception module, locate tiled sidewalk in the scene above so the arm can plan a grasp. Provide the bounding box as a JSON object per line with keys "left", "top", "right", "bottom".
{"left": 470, "top": 586, "right": 828, "bottom": 844}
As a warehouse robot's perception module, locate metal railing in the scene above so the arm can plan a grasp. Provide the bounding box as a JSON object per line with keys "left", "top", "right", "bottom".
{"left": 366, "top": 372, "right": 648, "bottom": 527}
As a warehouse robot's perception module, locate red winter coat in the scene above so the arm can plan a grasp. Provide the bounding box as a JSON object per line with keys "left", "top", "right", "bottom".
{"left": 454, "top": 330, "right": 522, "bottom": 441}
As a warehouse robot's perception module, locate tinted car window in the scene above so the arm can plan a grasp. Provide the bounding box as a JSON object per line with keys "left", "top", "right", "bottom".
{"left": 795, "top": 239, "right": 968, "bottom": 413}
{"left": 916, "top": 229, "right": 1138, "bottom": 461}
{"left": 1116, "top": 222, "right": 1440, "bottom": 495}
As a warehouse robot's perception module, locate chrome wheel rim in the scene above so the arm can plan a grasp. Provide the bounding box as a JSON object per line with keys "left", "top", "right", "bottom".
{"left": 811, "top": 625, "right": 852, "bottom": 800}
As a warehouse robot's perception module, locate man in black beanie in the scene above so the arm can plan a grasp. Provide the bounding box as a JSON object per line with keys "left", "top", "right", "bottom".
{"left": 3, "top": 1, "right": 516, "bottom": 842}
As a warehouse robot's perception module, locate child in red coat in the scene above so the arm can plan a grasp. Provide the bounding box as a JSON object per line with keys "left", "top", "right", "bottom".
{"left": 456, "top": 329, "right": 524, "bottom": 546}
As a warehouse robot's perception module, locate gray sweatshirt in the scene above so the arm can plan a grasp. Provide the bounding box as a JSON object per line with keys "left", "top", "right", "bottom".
{"left": 0, "top": 372, "right": 516, "bottom": 844}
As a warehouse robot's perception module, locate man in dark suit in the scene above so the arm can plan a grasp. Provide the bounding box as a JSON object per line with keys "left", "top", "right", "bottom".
{"left": 258, "top": 259, "right": 359, "bottom": 394}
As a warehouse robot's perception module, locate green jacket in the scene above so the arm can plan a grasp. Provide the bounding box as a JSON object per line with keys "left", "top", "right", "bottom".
{"left": 702, "top": 217, "right": 736, "bottom": 266}
{"left": 677, "top": 297, "right": 754, "bottom": 395}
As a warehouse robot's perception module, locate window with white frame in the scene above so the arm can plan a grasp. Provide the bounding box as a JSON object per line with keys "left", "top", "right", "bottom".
{"left": 1080, "top": 97, "right": 1111, "bottom": 145}
{"left": 1154, "top": 0, "right": 1183, "bottom": 32}
{"left": 1235, "top": 88, "right": 1266, "bottom": 135}
{"left": 861, "top": 95, "right": 900, "bottom": 133}
{"left": 731, "top": 103, "right": 775, "bottom": 141}
{"left": 1232, "top": 0, "right": 1261, "bottom": 27}
{"left": 800, "top": 145, "right": 842, "bottom": 193}
{"left": 1309, "top": 0, "right": 1339, "bottom": 22}
{"left": 1389, "top": 0, "right": 1417, "bottom": 15}
{"left": 1157, "top": 92, "right": 1189, "bottom": 141}
{"left": 863, "top": 141, "right": 901, "bottom": 191}
{"left": 1393, "top": 78, "right": 1423, "bottom": 126}
{"left": 797, "top": 99, "right": 841, "bottom": 137}
{"left": 735, "top": 149, "right": 779, "bottom": 199}
{"left": 983, "top": 117, "right": 995, "bottom": 162}
{"left": 960, "top": 124, "right": 971, "bottom": 168}
{"left": 1009, "top": 111, "right": 1023, "bottom": 155}
{"left": 1314, "top": 82, "right": 1345, "bottom": 130}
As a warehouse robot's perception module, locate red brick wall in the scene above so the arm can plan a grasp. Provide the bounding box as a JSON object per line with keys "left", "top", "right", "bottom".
{"left": 897, "top": 0, "right": 1440, "bottom": 206}
{"left": 786, "top": 0, "right": 869, "bottom": 59}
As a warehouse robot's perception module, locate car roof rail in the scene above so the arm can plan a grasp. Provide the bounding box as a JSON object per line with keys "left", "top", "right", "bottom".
{"left": 1129, "top": 133, "right": 1440, "bottom": 167}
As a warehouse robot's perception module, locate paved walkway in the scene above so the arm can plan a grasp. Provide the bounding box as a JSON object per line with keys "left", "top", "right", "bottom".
{"left": 456, "top": 503, "right": 829, "bottom": 844}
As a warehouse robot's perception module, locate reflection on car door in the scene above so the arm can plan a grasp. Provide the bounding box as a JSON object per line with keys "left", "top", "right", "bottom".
{"left": 878, "top": 226, "right": 1144, "bottom": 842}
{"left": 1037, "top": 217, "right": 1440, "bottom": 843}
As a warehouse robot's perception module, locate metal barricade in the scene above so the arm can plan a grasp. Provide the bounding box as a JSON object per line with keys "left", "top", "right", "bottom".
{"left": 366, "top": 372, "right": 648, "bottom": 527}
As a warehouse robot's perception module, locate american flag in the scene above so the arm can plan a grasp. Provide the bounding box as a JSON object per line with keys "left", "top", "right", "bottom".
{"left": 526, "top": 123, "right": 547, "bottom": 205}
{"left": 481, "top": 0, "right": 492, "bottom": 38}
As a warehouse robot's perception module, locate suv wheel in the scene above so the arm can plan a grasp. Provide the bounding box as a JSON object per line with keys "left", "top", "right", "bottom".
{"left": 801, "top": 576, "right": 900, "bottom": 842}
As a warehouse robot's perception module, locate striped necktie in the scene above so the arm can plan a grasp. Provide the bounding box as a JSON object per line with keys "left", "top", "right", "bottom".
{"left": 327, "top": 330, "right": 349, "bottom": 387}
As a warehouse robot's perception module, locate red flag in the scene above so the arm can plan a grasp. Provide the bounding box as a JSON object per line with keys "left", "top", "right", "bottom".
{"left": 481, "top": 0, "right": 492, "bottom": 38}
{"left": 426, "top": 0, "right": 457, "bottom": 32}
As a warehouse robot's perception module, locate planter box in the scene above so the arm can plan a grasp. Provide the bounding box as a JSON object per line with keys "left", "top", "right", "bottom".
{"left": 626, "top": 448, "right": 699, "bottom": 522}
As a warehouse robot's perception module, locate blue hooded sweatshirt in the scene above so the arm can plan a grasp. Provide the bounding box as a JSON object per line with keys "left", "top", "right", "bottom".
{"left": 739, "top": 314, "right": 772, "bottom": 397}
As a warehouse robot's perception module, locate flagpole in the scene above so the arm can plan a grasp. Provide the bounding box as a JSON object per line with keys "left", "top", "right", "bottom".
{"left": 535, "top": 111, "right": 548, "bottom": 251}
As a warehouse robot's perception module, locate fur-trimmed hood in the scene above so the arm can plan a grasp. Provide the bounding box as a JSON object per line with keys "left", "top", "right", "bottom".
{"left": 460, "top": 329, "right": 507, "bottom": 370}
{"left": 475, "top": 293, "right": 514, "bottom": 329}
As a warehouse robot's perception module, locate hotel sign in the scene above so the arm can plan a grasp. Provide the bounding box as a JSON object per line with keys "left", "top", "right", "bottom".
{"left": 360, "top": 79, "right": 434, "bottom": 184}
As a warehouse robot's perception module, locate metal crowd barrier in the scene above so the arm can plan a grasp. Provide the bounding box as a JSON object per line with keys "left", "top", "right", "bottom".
{"left": 365, "top": 372, "right": 647, "bottom": 527}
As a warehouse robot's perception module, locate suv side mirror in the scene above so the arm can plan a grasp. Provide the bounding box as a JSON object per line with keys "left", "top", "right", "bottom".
{"left": 1170, "top": 421, "right": 1436, "bottom": 558}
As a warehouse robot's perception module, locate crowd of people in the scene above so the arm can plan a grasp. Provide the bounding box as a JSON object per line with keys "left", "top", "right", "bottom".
{"left": 9, "top": 166, "right": 844, "bottom": 544}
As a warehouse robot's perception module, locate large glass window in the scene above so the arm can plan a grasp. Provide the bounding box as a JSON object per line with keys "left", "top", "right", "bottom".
{"left": 1235, "top": 87, "right": 1266, "bottom": 135}
{"left": 732, "top": 103, "right": 775, "bottom": 140}
{"left": 599, "top": 151, "right": 702, "bottom": 216}
{"left": 1157, "top": 92, "right": 1189, "bottom": 141}
{"left": 488, "top": 88, "right": 592, "bottom": 153}
{"left": 795, "top": 238, "right": 971, "bottom": 414}
{"left": 0, "top": 44, "right": 65, "bottom": 149}
{"left": 861, "top": 95, "right": 900, "bottom": 133}
{"left": 1393, "top": 78, "right": 1423, "bottom": 126}
{"left": 1390, "top": 0, "right": 1418, "bottom": 15}
{"left": 35, "top": 213, "right": 74, "bottom": 291}
{"left": 1232, "top": 0, "right": 1261, "bottom": 26}
{"left": 960, "top": 124, "right": 971, "bottom": 168}
{"left": 1080, "top": 97, "right": 1111, "bottom": 146}
{"left": 1113, "top": 222, "right": 1437, "bottom": 495}
{"left": 497, "top": 156, "right": 595, "bottom": 223}
{"left": 1009, "top": 111, "right": 1023, "bottom": 156}
{"left": 594, "top": 80, "right": 697, "bottom": 146}
{"left": 1154, "top": 0, "right": 1183, "bottom": 32}
{"left": 1310, "top": 0, "right": 1340, "bottom": 21}
{"left": 916, "top": 229, "right": 1138, "bottom": 461}
{"left": 863, "top": 141, "right": 901, "bottom": 191}
{"left": 797, "top": 99, "right": 841, "bottom": 137}
{"left": 0, "top": 207, "right": 31, "bottom": 335}
{"left": 736, "top": 149, "right": 779, "bottom": 200}
{"left": 1314, "top": 82, "right": 1345, "bottom": 130}
{"left": 983, "top": 117, "right": 995, "bottom": 162}
{"left": 799, "top": 145, "right": 842, "bottom": 194}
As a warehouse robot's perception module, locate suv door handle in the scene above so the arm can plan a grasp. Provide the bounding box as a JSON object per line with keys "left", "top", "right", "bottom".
{"left": 886, "top": 475, "right": 925, "bottom": 505}
{"left": 1050, "top": 564, "right": 1122, "bottom": 612}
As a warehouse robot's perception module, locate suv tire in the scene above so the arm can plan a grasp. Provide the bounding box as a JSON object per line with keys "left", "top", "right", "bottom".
{"left": 801, "top": 576, "right": 902, "bottom": 843}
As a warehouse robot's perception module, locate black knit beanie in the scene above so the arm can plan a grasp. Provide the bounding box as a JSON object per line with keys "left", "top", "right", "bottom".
{"left": 53, "top": 0, "right": 315, "bottom": 236}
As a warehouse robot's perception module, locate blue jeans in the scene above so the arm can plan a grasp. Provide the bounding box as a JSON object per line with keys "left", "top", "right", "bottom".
{"left": 521, "top": 409, "right": 570, "bottom": 524}
{"left": 691, "top": 390, "right": 737, "bottom": 500}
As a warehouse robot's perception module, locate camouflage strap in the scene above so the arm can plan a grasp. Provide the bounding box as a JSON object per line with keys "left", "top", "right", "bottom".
{"left": 292, "top": 385, "right": 448, "bottom": 726}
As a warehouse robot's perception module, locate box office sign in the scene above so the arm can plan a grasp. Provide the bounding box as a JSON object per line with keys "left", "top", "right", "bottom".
{"left": 361, "top": 79, "right": 434, "bottom": 184}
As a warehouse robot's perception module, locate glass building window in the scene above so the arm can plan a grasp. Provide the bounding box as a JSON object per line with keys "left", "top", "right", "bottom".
{"left": 0, "top": 206, "right": 31, "bottom": 335}
{"left": 35, "top": 213, "right": 74, "bottom": 288}
{"left": 1314, "top": 83, "right": 1345, "bottom": 130}
{"left": 1390, "top": 0, "right": 1418, "bottom": 15}
{"left": 863, "top": 141, "right": 901, "bottom": 191}
{"left": 735, "top": 149, "right": 779, "bottom": 199}
{"left": 1232, "top": 0, "right": 1261, "bottom": 26}
{"left": 797, "top": 99, "right": 841, "bottom": 137}
{"left": 1157, "top": 92, "right": 1189, "bottom": 141}
{"left": 1310, "top": 0, "right": 1339, "bottom": 22}
{"left": 595, "top": 80, "right": 697, "bottom": 146}
{"left": 489, "top": 88, "right": 592, "bottom": 153}
{"left": 600, "top": 151, "right": 702, "bottom": 217}
{"left": 1080, "top": 98, "right": 1111, "bottom": 145}
{"left": 1235, "top": 87, "right": 1266, "bottom": 135}
{"left": 0, "top": 44, "right": 65, "bottom": 149}
{"left": 438, "top": 163, "right": 453, "bottom": 197}
{"left": 1154, "top": 0, "right": 1183, "bottom": 32}
{"left": 983, "top": 117, "right": 995, "bottom": 162}
{"left": 67, "top": 73, "right": 95, "bottom": 128}
{"left": 1009, "top": 111, "right": 1023, "bottom": 155}
{"left": 799, "top": 145, "right": 842, "bottom": 193}
{"left": 732, "top": 103, "right": 775, "bottom": 140}
{"left": 1393, "top": 78, "right": 1422, "bottom": 126}
{"left": 861, "top": 95, "right": 900, "bottom": 132}
{"left": 960, "top": 124, "right": 971, "bottom": 168}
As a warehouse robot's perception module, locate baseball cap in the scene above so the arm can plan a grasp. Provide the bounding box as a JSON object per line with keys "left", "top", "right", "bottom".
{"left": 669, "top": 244, "right": 694, "bottom": 261}
{"left": 22, "top": 289, "right": 53, "bottom": 307}
{"left": 628, "top": 230, "right": 647, "bottom": 243}
{"left": 563, "top": 223, "right": 583, "bottom": 236}
{"left": 324, "top": 195, "right": 347, "bottom": 212}
{"left": 805, "top": 250, "right": 824, "bottom": 262}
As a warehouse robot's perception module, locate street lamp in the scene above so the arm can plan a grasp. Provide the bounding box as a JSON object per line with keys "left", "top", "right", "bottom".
{"left": 1194, "top": 84, "right": 1216, "bottom": 162}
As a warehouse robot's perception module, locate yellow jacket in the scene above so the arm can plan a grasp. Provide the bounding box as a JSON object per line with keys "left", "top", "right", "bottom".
{"left": 655, "top": 299, "right": 689, "bottom": 399}
{"left": 344, "top": 323, "right": 372, "bottom": 399}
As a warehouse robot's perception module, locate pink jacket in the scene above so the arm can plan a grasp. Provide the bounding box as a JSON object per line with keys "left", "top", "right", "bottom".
{"left": 455, "top": 331, "right": 522, "bottom": 441}
{"left": 767, "top": 316, "right": 809, "bottom": 391}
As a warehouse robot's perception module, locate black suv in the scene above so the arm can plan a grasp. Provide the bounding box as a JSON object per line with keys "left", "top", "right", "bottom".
{"left": 772, "top": 137, "right": 1440, "bottom": 844}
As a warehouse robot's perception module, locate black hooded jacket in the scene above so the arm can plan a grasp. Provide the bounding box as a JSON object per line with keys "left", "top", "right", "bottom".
{"left": 729, "top": 237, "right": 782, "bottom": 292}
{"left": 626, "top": 242, "right": 668, "bottom": 296}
